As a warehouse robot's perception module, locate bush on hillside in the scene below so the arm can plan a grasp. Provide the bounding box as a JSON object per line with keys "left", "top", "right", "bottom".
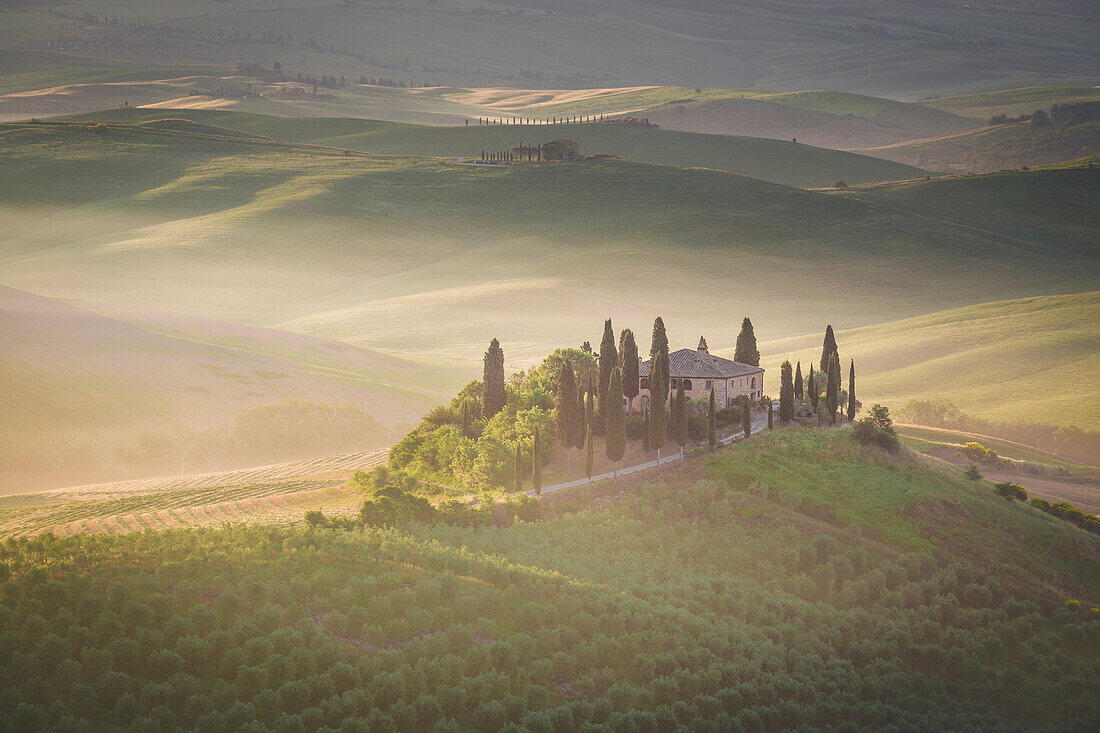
{"left": 964, "top": 464, "right": 983, "bottom": 481}
{"left": 853, "top": 404, "right": 900, "bottom": 452}
{"left": 994, "top": 482, "right": 1028, "bottom": 502}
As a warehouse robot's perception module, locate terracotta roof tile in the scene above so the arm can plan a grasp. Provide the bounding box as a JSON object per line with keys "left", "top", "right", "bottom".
{"left": 639, "top": 349, "right": 764, "bottom": 379}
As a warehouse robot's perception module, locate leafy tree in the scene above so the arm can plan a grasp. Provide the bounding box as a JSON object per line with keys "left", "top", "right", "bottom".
{"left": 483, "top": 339, "right": 506, "bottom": 419}
{"left": 649, "top": 317, "right": 669, "bottom": 460}
{"left": 597, "top": 319, "right": 617, "bottom": 421}
{"left": 820, "top": 325, "right": 838, "bottom": 372}
{"left": 779, "top": 361, "right": 795, "bottom": 424}
{"left": 794, "top": 361, "right": 803, "bottom": 400}
{"left": 853, "top": 404, "right": 899, "bottom": 452}
{"left": 532, "top": 427, "right": 542, "bottom": 495}
{"left": 734, "top": 317, "right": 760, "bottom": 366}
{"left": 708, "top": 390, "right": 717, "bottom": 447}
{"left": 605, "top": 367, "right": 626, "bottom": 474}
{"left": 555, "top": 360, "right": 579, "bottom": 470}
{"left": 619, "top": 329, "right": 639, "bottom": 413}
{"left": 847, "top": 360, "right": 857, "bottom": 422}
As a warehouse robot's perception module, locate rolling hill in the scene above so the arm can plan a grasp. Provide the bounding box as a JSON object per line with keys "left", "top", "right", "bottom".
{"left": 0, "top": 285, "right": 470, "bottom": 490}
{"left": 752, "top": 291, "right": 1100, "bottom": 431}
{"left": 53, "top": 107, "right": 927, "bottom": 188}
{"left": 0, "top": 121, "right": 1096, "bottom": 369}
{"left": 3, "top": 1, "right": 1098, "bottom": 98}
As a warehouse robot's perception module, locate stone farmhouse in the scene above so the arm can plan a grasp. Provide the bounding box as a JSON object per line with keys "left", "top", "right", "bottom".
{"left": 637, "top": 338, "right": 764, "bottom": 410}
{"left": 541, "top": 139, "right": 580, "bottom": 161}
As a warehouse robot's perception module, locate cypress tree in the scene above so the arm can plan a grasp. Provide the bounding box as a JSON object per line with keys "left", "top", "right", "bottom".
{"left": 708, "top": 389, "right": 717, "bottom": 447}
{"left": 779, "top": 360, "right": 795, "bottom": 424}
{"left": 584, "top": 424, "right": 594, "bottom": 482}
{"left": 672, "top": 378, "right": 687, "bottom": 457}
{"left": 847, "top": 359, "right": 857, "bottom": 423}
{"left": 808, "top": 367, "right": 818, "bottom": 411}
{"left": 482, "top": 338, "right": 506, "bottom": 419}
{"left": 794, "top": 361, "right": 803, "bottom": 401}
{"left": 820, "top": 325, "right": 838, "bottom": 372}
{"left": 461, "top": 399, "right": 470, "bottom": 438}
{"left": 826, "top": 357, "right": 839, "bottom": 424}
{"left": 532, "top": 426, "right": 542, "bottom": 495}
{"left": 742, "top": 402, "right": 752, "bottom": 439}
{"left": 574, "top": 383, "right": 587, "bottom": 451}
{"left": 597, "top": 319, "right": 617, "bottom": 421}
{"left": 513, "top": 441, "right": 522, "bottom": 493}
{"left": 734, "top": 317, "right": 760, "bottom": 366}
{"left": 642, "top": 404, "right": 651, "bottom": 453}
{"left": 555, "top": 360, "right": 578, "bottom": 470}
{"left": 605, "top": 366, "right": 626, "bottom": 475}
{"left": 768, "top": 401, "right": 774, "bottom": 430}
{"left": 619, "top": 329, "right": 639, "bottom": 413}
{"left": 649, "top": 317, "right": 669, "bottom": 461}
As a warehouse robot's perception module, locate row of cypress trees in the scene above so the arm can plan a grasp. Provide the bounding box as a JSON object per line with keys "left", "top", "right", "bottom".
{"left": 778, "top": 325, "right": 857, "bottom": 425}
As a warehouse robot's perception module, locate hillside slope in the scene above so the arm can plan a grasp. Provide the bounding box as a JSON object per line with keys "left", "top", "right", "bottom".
{"left": 1, "top": 123, "right": 1096, "bottom": 365}
{"left": 0, "top": 429, "right": 1097, "bottom": 730}
{"left": 57, "top": 107, "right": 926, "bottom": 188}
{"left": 0, "top": 286, "right": 468, "bottom": 489}
{"left": 753, "top": 291, "right": 1100, "bottom": 430}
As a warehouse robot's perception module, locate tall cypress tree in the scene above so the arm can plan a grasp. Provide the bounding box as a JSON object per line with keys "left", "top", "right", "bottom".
{"left": 779, "top": 360, "right": 795, "bottom": 424}
{"left": 482, "top": 338, "right": 506, "bottom": 419}
{"left": 742, "top": 402, "right": 752, "bottom": 439}
{"left": 672, "top": 379, "right": 687, "bottom": 457}
{"left": 708, "top": 389, "right": 717, "bottom": 447}
{"left": 575, "top": 383, "right": 587, "bottom": 451}
{"left": 808, "top": 367, "right": 818, "bottom": 411}
{"left": 619, "top": 329, "right": 639, "bottom": 413}
{"left": 825, "top": 357, "right": 839, "bottom": 424}
{"left": 532, "top": 426, "right": 542, "bottom": 495}
{"left": 642, "top": 404, "right": 651, "bottom": 453}
{"left": 847, "top": 359, "right": 857, "bottom": 423}
{"left": 513, "top": 442, "right": 522, "bottom": 493}
{"left": 584, "top": 424, "right": 594, "bottom": 482}
{"left": 555, "top": 360, "right": 578, "bottom": 470}
{"left": 794, "top": 361, "right": 803, "bottom": 401}
{"left": 605, "top": 366, "right": 626, "bottom": 475}
{"left": 820, "top": 325, "right": 838, "bottom": 372}
{"left": 461, "top": 399, "right": 470, "bottom": 438}
{"left": 649, "top": 317, "right": 669, "bottom": 460}
{"left": 597, "top": 319, "right": 617, "bottom": 421}
{"left": 734, "top": 317, "right": 760, "bottom": 366}
{"left": 768, "top": 401, "right": 774, "bottom": 430}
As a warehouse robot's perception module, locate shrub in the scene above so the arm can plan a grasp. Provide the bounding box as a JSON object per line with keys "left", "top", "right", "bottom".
{"left": 993, "top": 482, "right": 1027, "bottom": 502}
{"left": 964, "top": 464, "right": 982, "bottom": 481}
{"left": 853, "top": 405, "right": 899, "bottom": 452}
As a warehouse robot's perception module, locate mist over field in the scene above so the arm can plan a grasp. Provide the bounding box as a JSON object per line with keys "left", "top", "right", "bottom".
{"left": 0, "top": 1, "right": 1098, "bottom": 731}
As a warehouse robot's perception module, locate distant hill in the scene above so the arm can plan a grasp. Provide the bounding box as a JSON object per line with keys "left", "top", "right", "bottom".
{"left": 753, "top": 291, "right": 1100, "bottom": 431}
{"left": 55, "top": 107, "right": 926, "bottom": 188}
{"left": 0, "top": 285, "right": 469, "bottom": 490}
{"left": 1, "top": 122, "right": 1096, "bottom": 368}
{"left": 2, "top": 0, "right": 1097, "bottom": 97}
{"left": 921, "top": 85, "right": 1100, "bottom": 119}
{"left": 859, "top": 120, "right": 1100, "bottom": 172}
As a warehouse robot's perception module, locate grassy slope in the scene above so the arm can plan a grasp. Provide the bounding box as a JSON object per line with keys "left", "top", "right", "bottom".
{"left": 6, "top": 1, "right": 1099, "bottom": 98}
{"left": 859, "top": 120, "right": 1100, "bottom": 172}
{"left": 0, "top": 49, "right": 223, "bottom": 96}
{"left": 753, "top": 291, "right": 1100, "bottom": 430}
{"left": 922, "top": 85, "right": 1100, "bottom": 119}
{"left": 56, "top": 107, "right": 926, "bottom": 188}
{"left": 0, "top": 285, "right": 467, "bottom": 445}
{"left": 0, "top": 122, "right": 1096, "bottom": 367}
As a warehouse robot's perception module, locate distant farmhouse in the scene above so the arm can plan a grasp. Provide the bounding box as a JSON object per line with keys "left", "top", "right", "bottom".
{"left": 541, "top": 139, "right": 580, "bottom": 161}
{"left": 638, "top": 338, "right": 764, "bottom": 410}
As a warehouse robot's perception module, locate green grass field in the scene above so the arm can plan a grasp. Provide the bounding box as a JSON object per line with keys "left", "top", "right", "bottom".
{"left": 922, "top": 85, "right": 1100, "bottom": 119}
{"left": 755, "top": 291, "right": 1100, "bottom": 430}
{"left": 0, "top": 428, "right": 1096, "bottom": 730}
{"left": 2, "top": 121, "right": 1097, "bottom": 369}
{"left": 54, "top": 107, "right": 927, "bottom": 188}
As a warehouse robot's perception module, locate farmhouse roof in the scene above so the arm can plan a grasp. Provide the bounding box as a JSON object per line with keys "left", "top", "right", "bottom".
{"left": 639, "top": 348, "right": 764, "bottom": 379}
